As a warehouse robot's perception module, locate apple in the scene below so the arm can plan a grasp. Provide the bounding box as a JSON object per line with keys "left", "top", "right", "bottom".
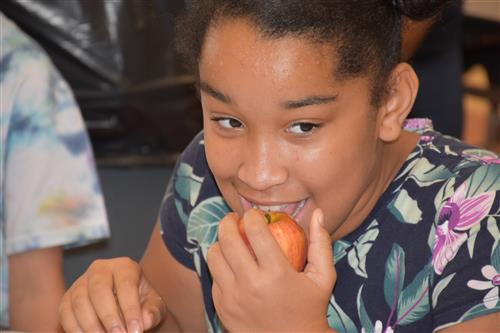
{"left": 238, "top": 211, "right": 308, "bottom": 272}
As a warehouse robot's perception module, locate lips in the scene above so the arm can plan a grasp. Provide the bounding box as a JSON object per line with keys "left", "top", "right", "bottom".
{"left": 240, "top": 196, "right": 308, "bottom": 219}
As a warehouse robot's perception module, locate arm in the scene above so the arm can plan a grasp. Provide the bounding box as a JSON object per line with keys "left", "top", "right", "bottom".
{"left": 141, "top": 222, "right": 207, "bottom": 332}
{"left": 437, "top": 312, "right": 499, "bottom": 332}
{"left": 9, "top": 246, "right": 65, "bottom": 332}
{"left": 59, "top": 221, "right": 206, "bottom": 333}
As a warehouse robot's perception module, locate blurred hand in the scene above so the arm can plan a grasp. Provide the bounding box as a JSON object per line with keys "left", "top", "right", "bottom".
{"left": 207, "top": 208, "right": 336, "bottom": 332}
{"left": 59, "top": 257, "right": 166, "bottom": 333}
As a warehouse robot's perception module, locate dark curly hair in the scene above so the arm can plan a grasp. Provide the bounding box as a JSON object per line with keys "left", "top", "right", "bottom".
{"left": 176, "top": 0, "right": 449, "bottom": 106}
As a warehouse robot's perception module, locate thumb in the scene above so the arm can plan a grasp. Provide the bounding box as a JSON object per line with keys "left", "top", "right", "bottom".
{"left": 139, "top": 276, "right": 167, "bottom": 330}
{"left": 304, "top": 208, "right": 336, "bottom": 291}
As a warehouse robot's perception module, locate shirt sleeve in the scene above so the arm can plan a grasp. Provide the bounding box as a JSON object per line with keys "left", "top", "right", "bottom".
{"left": 159, "top": 170, "right": 196, "bottom": 271}
{"left": 159, "top": 131, "right": 230, "bottom": 273}
{"left": 4, "top": 47, "right": 110, "bottom": 255}
{"left": 430, "top": 164, "right": 500, "bottom": 331}
{"left": 160, "top": 133, "right": 205, "bottom": 271}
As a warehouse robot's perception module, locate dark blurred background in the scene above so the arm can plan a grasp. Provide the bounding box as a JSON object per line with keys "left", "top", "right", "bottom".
{"left": 1, "top": 0, "right": 498, "bottom": 284}
{"left": 0, "top": 0, "right": 202, "bottom": 165}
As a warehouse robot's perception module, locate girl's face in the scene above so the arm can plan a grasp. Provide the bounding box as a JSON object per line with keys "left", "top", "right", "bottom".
{"left": 200, "top": 18, "right": 394, "bottom": 239}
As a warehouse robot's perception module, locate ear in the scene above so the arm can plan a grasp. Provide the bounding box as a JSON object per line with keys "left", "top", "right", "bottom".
{"left": 377, "top": 63, "right": 419, "bottom": 142}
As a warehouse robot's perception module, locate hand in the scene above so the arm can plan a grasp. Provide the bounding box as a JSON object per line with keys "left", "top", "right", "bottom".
{"left": 207, "top": 208, "right": 336, "bottom": 332}
{"left": 59, "top": 257, "right": 166, "bottom": 333}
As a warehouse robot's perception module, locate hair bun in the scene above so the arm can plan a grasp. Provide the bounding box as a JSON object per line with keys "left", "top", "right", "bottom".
{"left": 391, "top": 0, "right": 450, "bottom": 20}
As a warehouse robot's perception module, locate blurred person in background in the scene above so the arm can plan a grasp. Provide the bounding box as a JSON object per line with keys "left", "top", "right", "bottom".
{"left": 0, "top": 12, "right": 109, "bottom": 332}
{"left": 403, "top": 0, "right": 464, "bottom": 139}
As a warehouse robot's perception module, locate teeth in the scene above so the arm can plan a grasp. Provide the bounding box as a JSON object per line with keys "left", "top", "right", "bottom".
{"left": 292, "top": 199, "right": 306, "bottom": 218}
{"left": 254, "top": 204, "right": 287, "bottom": 212}
{"left": 249, "top": 199, "right": 307, "bottom": 218}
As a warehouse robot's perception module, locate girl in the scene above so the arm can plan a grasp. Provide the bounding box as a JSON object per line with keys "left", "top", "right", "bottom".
{"left": 59, "top": 1, "right": 500, "bottom": 332}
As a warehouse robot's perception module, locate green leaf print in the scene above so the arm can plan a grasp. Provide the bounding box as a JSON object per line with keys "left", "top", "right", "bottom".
{"left": 334, "top": 240, "right": 351, "bottom": 262}
{"left": 467, "top": 223, "right": 481, "bottom": 259}
{"left": 433, "top": 177, "right": 456, "bottom": 212}
{"left": 175, "top": 162, "right": 204, "bottom": 206}
{"left": 427, "top": 223, "right": 436, "bottom": 253}
{"left": 327, "top": 296, "right": 357, "bottom": 333}
{"left": 388, "top": 189, "right": 422, "bottom": 224}
{"left": 463, "top": 148, "right": 498, "bottom": 158}
{"left": 465, "top": 164, "right": 500, "bottom": 198}
{"left": 175, "top": 198, "right": 188, "bottom": 225}
{"left": 396, "top": 265, "right": 431, "bottom": 326}
{"left": 187, "top": 196, "right": 230, "bottom": 249}
{"left": 394, "top": 156, "right": 420, "bottom": 183}
{"left": 384, "top": 244, "right": 405, "bottom": 309}
{"left": 431, "top": 273, "right": 456, "bottom": 308}
{"left": 347, "top": 220, "right": 379, "bottom": 278}
{"left": 455, "top": 304, "right": 499, "bottom": 325}
{"left": 487, "top": 216, "right": 500, "bottom": 246}
{"left": 357, "top": 285, "right": 374, "bottom": 333}
{"left": 444, "top": 145, "right": 459, "bottom": 157}
{"left": 409, "top": 158, "right": 453, "bottom": 187}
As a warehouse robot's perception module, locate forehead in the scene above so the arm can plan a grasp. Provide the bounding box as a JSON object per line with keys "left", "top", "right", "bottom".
{"left": 200, "top": 18, "right": 339, "bottom": 83}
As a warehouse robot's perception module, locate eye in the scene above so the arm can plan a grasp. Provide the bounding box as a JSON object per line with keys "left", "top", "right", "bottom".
{"left": 287, "top": 122, "right": 319, "bottom": 135}
{"left": 210, "top": 116, "right": 244, "bottom": 129}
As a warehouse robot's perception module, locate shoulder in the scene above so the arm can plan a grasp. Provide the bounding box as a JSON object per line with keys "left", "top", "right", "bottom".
{"left": 383, "top": 132, "right": 498, "bottom": 226}
{"left": 160, "top": 130, "right": 227, "bottom": 228}
{"left": 163, "top": 131, "right": 214, "bottom": 206}
{"left": 417, "top": 131, "right": 499, "bottom": 205}
{"left": 401, "top": 131, "right": 499, "bottom": 191}
{"left": 1, "top": 14, "right": 53, "bottom": 82}
{"left": 159, "top": 131, "right": 229, "bottom": 274}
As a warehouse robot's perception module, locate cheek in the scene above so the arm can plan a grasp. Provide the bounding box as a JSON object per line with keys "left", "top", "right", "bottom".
{"left": 205, "top": 133, "right": 229, "bottom": 175}
{"left": 204, "top": 131, "right": 243, "bottom": 190}
{"left": 298, "top": 132, "right": 377, "bottom": 217}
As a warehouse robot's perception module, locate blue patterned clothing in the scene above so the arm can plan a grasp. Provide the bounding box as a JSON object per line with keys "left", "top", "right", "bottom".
{"left": 160, "top": 121, "right": 499, "bottom": 333}
{"left": 0, "top": 14, "right": 110, "bottom": 327}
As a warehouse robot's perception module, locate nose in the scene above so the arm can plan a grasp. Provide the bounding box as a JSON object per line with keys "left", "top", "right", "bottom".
{"left": 237, "top": 138, "right": 289, "bottom": 191}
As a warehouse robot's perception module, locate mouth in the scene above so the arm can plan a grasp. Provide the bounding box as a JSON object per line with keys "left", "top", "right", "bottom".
{"left": 240, "top": 196, "right": 308, "bottom": 220}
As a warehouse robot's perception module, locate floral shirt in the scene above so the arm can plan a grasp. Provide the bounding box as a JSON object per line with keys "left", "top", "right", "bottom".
{"left": 0, "top": 14, "right": 109, "bottom": 327}
{"left": 160, "top": 121, "right": 499, "bottom": 333}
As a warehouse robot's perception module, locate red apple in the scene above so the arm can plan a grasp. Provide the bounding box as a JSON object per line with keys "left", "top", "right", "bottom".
{"left": 238, "top": 211, "right": 308, "bottom": 272}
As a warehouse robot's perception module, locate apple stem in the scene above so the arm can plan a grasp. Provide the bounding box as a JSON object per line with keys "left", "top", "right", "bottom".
{"left": 264, "top": 212, "right": 272, "bottom": 224}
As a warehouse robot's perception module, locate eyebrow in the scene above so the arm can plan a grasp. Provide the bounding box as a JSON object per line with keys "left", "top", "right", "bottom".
{"left": 281, "top": 95, "right": 338, "bottom": 109}
{"left": 199, "top": 81, "right": 233, "bottom": 104}
{"left": 199, "top": 80, "right": 337, "bottom": 109}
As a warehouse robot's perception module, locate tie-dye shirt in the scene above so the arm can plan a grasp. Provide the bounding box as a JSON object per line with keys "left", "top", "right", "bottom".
{"left": 0, "top": 14, "right": 109, "bottom": 327}
{"left": 160, "top": 121, "right": 499, "bottom": 332}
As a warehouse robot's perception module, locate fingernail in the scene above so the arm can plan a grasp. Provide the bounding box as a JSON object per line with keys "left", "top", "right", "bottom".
{"left": 316, "top": 209, "right": 325, "bottom": 227}
{"left": 128, "top": 320, "right": 142, "bottom": 333}
{"left": 110, "top": 326, "right": 125, "bottom": 333}
{"left": 142, "top": 311, "right": 153, "bottom": 330}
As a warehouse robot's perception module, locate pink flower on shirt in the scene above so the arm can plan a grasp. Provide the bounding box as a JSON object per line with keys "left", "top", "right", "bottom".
{"left": 432, "top": 181, "right": 495, "bottom": 275}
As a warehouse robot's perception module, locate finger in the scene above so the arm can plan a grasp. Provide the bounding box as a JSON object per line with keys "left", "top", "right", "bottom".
{"left": 211, "top": 280, "right": 224, "bottom": 314}
{"left": 242, "top": 209, "right": 290, "bottom": 271}
{"left": 217, "top": 212, "right": 258, "bottom": 278}
{"left": 70, "top": 278, "right": 106, "bottom": 333}
{"left": 113, "top": 259, "right": 144, "bottom": 333}
{"left": 207, "top": 242, "right": 235, "bottom": 288}
{"left": 304, "top": 208, "right": 336, "bottom": 291}
{"left": 139, "top": 281, "right": 167, "bottom": 331}
{"left": 87, "top": 268, "right": 127, "bottom": 333}
{"left": 59, "top": 292, "right": 84, "bottom": 333}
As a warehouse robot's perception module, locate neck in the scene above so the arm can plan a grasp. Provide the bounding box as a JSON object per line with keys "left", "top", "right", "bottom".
{"left": 331, "top": 130, "right": 420, "bottom": 241}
